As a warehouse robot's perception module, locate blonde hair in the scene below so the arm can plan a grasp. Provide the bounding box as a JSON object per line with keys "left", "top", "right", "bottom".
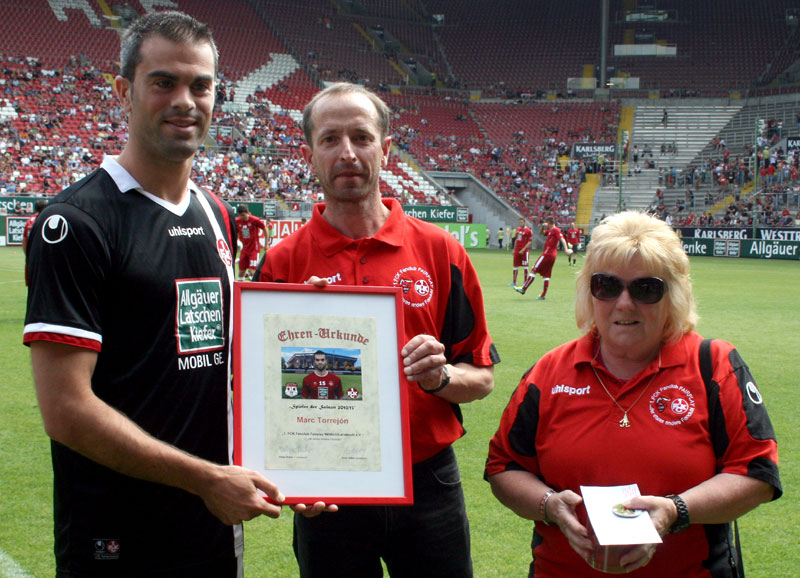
{"left": 575, "top": 211, "right": 697, "bottom": 343}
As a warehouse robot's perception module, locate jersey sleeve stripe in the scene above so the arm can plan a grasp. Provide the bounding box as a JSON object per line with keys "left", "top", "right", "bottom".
{"left": 23, "top": 324, "right": 102, "bottom": 351}
{"left": 205, "top": 189, "right": 234, "bottom": 250}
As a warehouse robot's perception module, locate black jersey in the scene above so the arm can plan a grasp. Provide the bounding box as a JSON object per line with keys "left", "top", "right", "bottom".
{"left": 24, "top": 157, "right": 240, "bottom": 575}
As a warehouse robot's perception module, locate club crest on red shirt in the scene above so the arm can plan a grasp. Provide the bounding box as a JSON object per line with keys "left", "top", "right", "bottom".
{"left": 217, "top": 238, "right": 233, "bottom": 267}
{"left": 649, "top": 384, "right": 696, "bottom": 426}
{"left": 392, "top": 266, "right": 434, "bottom": 308}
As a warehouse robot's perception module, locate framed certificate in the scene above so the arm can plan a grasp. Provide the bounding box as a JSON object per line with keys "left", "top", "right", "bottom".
{"left": 233, "top": 282, "right": 413, "bottom": 505}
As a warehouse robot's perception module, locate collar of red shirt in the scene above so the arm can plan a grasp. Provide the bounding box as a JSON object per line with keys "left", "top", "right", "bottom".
{"left": 309, "top": 198, "right": 406, "bottom": 257}
{"left": 574, "top": 331, "right": 697, "bottom": 374}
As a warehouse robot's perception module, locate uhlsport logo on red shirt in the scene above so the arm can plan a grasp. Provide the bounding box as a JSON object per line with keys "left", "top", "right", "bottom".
{"left": 392, "top": 266, "right": 434, "bottom": 308}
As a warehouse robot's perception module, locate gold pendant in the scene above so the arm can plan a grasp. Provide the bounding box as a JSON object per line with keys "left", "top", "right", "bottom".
{"left": 619, "top": 413, "right": 631, "bottom": 428}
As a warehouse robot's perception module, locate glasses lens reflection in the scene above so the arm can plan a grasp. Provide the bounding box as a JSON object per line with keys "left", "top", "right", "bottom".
{"left": 591, "top": 274, "right": 665, "bottom": 304}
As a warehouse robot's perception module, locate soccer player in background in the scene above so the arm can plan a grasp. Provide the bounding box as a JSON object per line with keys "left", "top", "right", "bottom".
{"left": 510, "top": 217, "right": 532, "bottom": 288}
{"left": 22, "top": 199, "right": 47, "bottom": 255}
{"left": 22, "top": 199, "right": 47, "bottom": 286}
{"left": 515, "top": 216, "right": 572, "bottom": 300}
{"left": 565, "top": 221, "right": 581, "bottom": 266}
{"left": 235, "top": 203, "right": 267, "bottom": 280}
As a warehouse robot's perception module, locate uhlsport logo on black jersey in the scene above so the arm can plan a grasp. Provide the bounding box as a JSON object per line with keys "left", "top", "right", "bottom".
{"left": 168, "top": 225, "right": 205, "bottom": 238}
{"left": 41, "top": 214, "right": 69, "bottom": 244}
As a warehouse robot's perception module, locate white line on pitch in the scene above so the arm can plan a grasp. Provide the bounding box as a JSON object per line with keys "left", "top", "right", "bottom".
{"left": 0, "top": 548, "right": 34, "bottom": 578}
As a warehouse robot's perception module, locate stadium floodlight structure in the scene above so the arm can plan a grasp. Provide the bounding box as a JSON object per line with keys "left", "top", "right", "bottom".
{"left": 752, "top": 118, "right": 764, "bottom": 238}
{"left": 616, "top": 128, "right": 627, "bottom": 212}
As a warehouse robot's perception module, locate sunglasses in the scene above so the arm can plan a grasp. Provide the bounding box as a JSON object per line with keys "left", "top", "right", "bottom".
{"left": 590, "top": 273, "right": 667, "bottom": 304}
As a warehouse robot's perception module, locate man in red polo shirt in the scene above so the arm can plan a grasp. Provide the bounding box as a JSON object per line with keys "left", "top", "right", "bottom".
{"left": 254, "top": 82, "right": 498, "bottom": 577}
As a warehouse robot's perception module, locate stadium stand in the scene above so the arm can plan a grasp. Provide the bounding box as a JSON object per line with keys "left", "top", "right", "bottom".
{"left": 0, "top": 1, "right": 118, "bottom": 67}
{"left": 424, "top": 0, "right": 602, "bottom": 95}
{"left": 606, "top": 0, "right": 800, "bottom": 98}
{"left": 0, "top": 0, "right": 798, "bottom": 230}
{"left": 0, "top": 0, "right": 444, "bottom": 207}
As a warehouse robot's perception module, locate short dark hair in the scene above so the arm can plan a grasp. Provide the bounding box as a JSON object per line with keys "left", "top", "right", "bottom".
{"left": 34, "top": 200, "right": 48, "bottom": 213}
{"left": 302, "top": 82, "right": 391, "bottom": 144}
{"left": 237, "top": 204, "right": 249, "bottom": 215}
{"left": 314, "top": 350, "right": 327, "bottom": 359}
{"left": 120, "top": 11, "right": 218, "bottom": 82}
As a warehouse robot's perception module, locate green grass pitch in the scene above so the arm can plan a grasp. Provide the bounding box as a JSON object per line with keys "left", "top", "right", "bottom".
{"left": 1, "top": 245, "right": 797, "bottom": 577}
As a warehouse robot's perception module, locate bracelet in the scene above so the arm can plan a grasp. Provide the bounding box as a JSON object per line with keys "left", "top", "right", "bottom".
{"left": 539, "top": 490, "right": 556, "bottom": 525}
{"left": 666, "top": 494, "right": 690, "bottom": 534}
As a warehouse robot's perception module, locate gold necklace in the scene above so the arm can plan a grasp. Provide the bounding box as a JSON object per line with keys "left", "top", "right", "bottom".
{"left": 591, "top": 352, "right": 661, "bottom": 428}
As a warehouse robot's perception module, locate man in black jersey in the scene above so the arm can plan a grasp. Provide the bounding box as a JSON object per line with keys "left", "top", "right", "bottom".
{"left": 23, "top": 12, "right": 289, "bottom": 577}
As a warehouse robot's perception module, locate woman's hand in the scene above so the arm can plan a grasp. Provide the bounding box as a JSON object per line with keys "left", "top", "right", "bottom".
{"left": 547, "top": 490, "right": 594, "bottom": 563}
{"left": 617, "top": 543, "right": 659, "bottom": 573}
{"left": 598, "top": 494, "right": 676, "bottom": 572}
{"left": 625, "top": 495, "right": 676, "bottom": 537}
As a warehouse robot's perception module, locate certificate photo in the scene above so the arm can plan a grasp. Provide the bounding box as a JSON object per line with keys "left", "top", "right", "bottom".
{"left": 269, "top": 339, "right": 378, "bottom": 472}
{"left": 233, "top": 283, "right": 413, "bottom": 505}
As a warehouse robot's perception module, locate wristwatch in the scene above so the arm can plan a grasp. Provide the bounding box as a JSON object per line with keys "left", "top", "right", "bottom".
{"left": 423, "top": 365, "right": 451, "bottom": 394}
{"left": 666, "top": 494, "right": 690, "bottom": 534}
